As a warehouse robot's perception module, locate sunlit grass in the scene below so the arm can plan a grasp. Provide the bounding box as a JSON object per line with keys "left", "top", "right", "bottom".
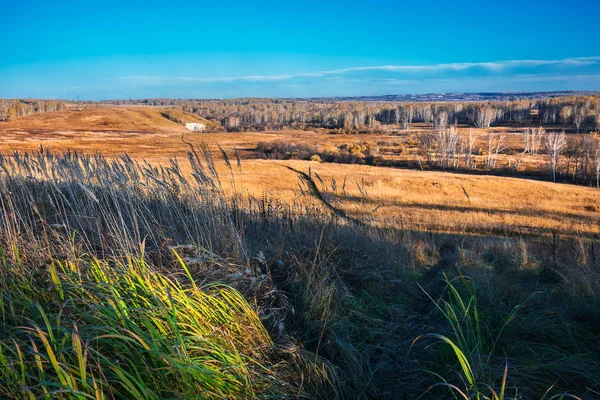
{"left": 0, "top": 255, "right": 288, "bottom": 399}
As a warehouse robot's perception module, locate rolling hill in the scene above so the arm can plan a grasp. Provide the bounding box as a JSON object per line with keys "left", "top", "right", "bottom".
{"left": 0, "top": 106, "right": 209, "bottom": 133}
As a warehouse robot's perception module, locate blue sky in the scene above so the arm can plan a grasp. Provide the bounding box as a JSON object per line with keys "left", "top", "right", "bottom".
{"left": 1, "top": 0, "right": 600, "bottom": 100}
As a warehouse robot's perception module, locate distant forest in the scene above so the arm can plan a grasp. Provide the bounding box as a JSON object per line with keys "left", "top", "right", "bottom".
{"left": 0, "top": 99, "right": 66, "bottom": 121}
{"left": 2, "top": 94, "right": 600, "bottom": 187}
{"left": 2, "top": 94, "right": 600, "bottom": 134}
{"left": 95, "top": 95, "right": 600, "bottom": 133}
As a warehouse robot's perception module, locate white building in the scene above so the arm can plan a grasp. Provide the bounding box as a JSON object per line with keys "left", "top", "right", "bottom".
{"left": 185, "top": 122, "right": 206, "bottom": 132}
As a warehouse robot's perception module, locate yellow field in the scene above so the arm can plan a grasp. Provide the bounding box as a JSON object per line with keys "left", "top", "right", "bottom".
{"left": 1, "top": 106, "right": 598, "bottom": 238}
{"left": 206, "top": 159, "right": 598, "bottom": 237}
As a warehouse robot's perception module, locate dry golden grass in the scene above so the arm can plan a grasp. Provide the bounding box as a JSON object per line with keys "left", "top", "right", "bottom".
{"left": 188, "top": 159, "right": 597, "bottom": 238}
{"left": 1, "top": 107, "right": 598, "bottom": 238}
{"left": 0, "top": 105, "right": 201, "bottom": 134}
{"left": 0, "top": 106, "right": 278, "bottom": 156}
{"left": 277, "top": 160, "right": 600, "bottom": 237}
{"left": 2, "top": 107, "right": 600, "bottom": 399}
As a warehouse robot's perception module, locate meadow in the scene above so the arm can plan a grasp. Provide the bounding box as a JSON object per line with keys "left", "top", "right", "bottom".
{"left": 2, "top": 106, "right": 598, "bottom": 238}
{"left": 0, "top": 105, "right": 599, "bottom": 399}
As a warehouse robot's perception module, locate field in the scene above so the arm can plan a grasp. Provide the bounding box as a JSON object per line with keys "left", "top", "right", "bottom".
{"left": 2, "top": 106, "right": 598, "bottom": 238}
{"left": 1, "top": 106, "right": 600, "bottom": 399}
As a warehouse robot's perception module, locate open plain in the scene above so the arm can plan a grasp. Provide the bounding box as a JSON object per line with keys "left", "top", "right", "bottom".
{"left": 1, "top": 102, "right": 600, "bottom": 399}
{"left": 2, "top": 105, "right": 598, "bottom": 238}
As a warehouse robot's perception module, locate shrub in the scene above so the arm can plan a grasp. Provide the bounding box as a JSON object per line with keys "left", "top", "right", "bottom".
{"left": 256, "top": 141, "right": 381, "bottom": 165}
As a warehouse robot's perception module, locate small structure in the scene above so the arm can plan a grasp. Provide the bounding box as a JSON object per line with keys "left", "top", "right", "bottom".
{"left": 185, "top": 122, "right": 206, "bottom": 132}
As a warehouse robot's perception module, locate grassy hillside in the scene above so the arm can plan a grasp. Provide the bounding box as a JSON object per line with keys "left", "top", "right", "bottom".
{"left": 0, "top": 148, "right": 598, "bottom": 399}
{"left": 0, "top": 106, "right": 205, "bottom": 133}
{"left": 0, "top": 121, "right": 598, "bottom": 237}
{"left": 1, "top": 108, "right": 599, "bottom": 398}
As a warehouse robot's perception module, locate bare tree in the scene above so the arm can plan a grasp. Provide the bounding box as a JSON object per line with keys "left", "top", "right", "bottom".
{"left": 484, "top": 131, "right": 507, "bottom": 170}
{"left": 420, "top": 127, "right": 461, "bottom": 169}
{"left": 573, "top": 105, "right": 586, "bottom": 133}
{"left": 394, "top": 107, "right": 401, "bottom": 124}
{"left": 446, "top": 126, "right": 461, "bottom": 169}
{"left": 529, "top": 127, "right": 544, "bottom": 155}
{"left": 595, "top": 113, "right": 600, "bottom": 132}
{"left": 435, "top": 110, "right": 449, "bottom": 131}
{"left": 492, "top": 131, "right": 507, "bottom": 168}
{"left": 591, "top": 133, "right": 600, "bottom": 188}
{"left": 462, "top": 128, "right": 476, "bottom": 169}
{"left": 559, "top": 106, "right": 573, "bottom": 128}
{"left": 475, "top": 106, "right": 496, "bottom": 128}
{"left": 435, "top": 129, "right": 447, "bottom": 168}
{"left": 399, "top": 106, "right": 410, "bottom": 130}
{"left": 420, "top": 106, "right": 433, "bottom": 124}
{"left": 514, "top": 130, "right": 532, "bottom": 170}
{"left": 419, "top": 132, "right": 436, "bottom": 166}
{"left": 578, "top": 133, "right": 594, "bottom": 183}
{"left": 485, "top": 132, "right": 495, "bottom": 170}
{"left": 545, "top": 130, "right": 566, "bottom": 182}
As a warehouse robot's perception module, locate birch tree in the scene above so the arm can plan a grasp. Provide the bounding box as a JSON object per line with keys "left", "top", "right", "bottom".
{"left": 529, "top": 127, "right": 544, "bottom": 155}
{"left": 462, "top": 128, "right": 476, "bottom": 170}
{"left": 560, "top": 106, "right": 572, "bottom": 128}
{"left": 577, "top": 133, "right": 594, "bottom": 183}
{"left": 485, "top": 132, "right": 507, "bottom": 170}
{"left": 515, "top": 130, "right": 532, "bottom": 170}
{"left": 447, "top": 126, "right": 461, "bottom": 169}
{"left": 545, "top": 130, "right": 566, "bottom": 182}
{"left": 475, "top": 106, "right": 496, "bottom": 128}
{"left": 419, "top": 132, "right": 436, "bottom": 166}
{"left": 573, "top": 105, "right": 586, "bottom": 133}
{"left": 421, "top": 106, "right": 433, "bottom": 125}
{"left": 435, "top": 110, "right": 449, "bottom": 131}
{"left": 492, "top": 131, "right": 507, "bottom": 168}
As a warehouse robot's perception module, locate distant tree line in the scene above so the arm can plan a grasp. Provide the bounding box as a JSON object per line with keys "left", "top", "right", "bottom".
{"left": 0, "top": 99, "right": 66, "bottom": 121}
{"left": 5, "top": 96, "right": 598, "bottom": 133}
{"left": 3, "top": 95, "right": 599, "bottom": 187}
{"left": 97, "top": 95, "right": 600, "bottom": 133}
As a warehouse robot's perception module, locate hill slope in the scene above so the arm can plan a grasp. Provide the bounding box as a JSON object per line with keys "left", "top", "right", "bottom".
{"left": 0, "top": 106, "right": 208, "bottom": 133}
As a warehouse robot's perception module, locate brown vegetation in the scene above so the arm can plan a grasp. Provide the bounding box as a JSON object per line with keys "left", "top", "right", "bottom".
{"left": 1, "top": 106, "right": 599, "bottom": 240}
{"left": 0, "top": 106, "right": 201, "bottom": 133}
{"left": 0, "top": 99, "right": 66, "bottom": 121}
{"left": 97, "top": 95, "right": 600, "bottom": 133}
{"left": 0, "top": 148, "right": 598, "bottom": 399}
{"left": 1, "top": 102, "right": 600, "bottom": 398}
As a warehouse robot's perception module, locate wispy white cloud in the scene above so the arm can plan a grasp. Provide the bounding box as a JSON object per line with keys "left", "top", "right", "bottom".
{"left": 120, "top": 56, "right": 600, "bottom": 85}
{"left": 319, "top": 57, "right": 600, "bottom": 74}
{"left": 509, "top": 73, "right": 600, "bottom": 82}
{"left": 368, "top": 74, "right": 600, "bottom": 92}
